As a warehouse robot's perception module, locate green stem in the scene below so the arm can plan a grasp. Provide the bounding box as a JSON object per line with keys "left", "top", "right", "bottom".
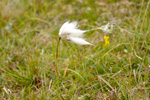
{"left": 55, "top": 37, "right": 61, "bottom": 99}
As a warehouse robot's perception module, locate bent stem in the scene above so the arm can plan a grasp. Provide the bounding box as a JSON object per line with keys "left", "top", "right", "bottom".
{"left": 55, "top": 37, "right": 61, "bottom": 98}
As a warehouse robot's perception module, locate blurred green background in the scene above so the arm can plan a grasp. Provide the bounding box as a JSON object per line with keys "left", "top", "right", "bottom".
{"left": 0, "top": 0, "right": 150, "bottom": 99}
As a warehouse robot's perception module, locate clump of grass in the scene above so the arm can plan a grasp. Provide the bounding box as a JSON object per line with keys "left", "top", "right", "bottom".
{"left": 0, "top": 0, "right": 150, "bottom": 99}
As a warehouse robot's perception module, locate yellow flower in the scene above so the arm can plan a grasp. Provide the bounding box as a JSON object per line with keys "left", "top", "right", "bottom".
{"left": 103, "top": 36, "right": 110, "bottom": 48}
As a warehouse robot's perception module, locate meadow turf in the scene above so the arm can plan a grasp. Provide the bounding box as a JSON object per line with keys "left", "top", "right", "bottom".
{"left": 0, "top": 0, "right": 150, "bottom": 99}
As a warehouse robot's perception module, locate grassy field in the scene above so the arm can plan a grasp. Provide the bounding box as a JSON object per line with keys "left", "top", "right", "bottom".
{"left": 0, "top": 0, "right": 150, "bottom": 99}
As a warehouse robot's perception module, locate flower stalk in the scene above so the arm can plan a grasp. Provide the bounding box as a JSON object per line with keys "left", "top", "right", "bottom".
{"left": 55, "top": 37, "right": 61, "bottom": 98}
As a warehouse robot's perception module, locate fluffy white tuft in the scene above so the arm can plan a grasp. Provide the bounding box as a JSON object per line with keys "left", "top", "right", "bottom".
{"left": 59, "top": 21, "right": 92, "bottom": 45}
{"left": 59, "top": 21, "right": 86, "bottom": 39}
{"left": 69, "top": 37, "right": 92, "bottom": 45}
{"left": 98, "top": 23, "right": 111, "bottom": 33}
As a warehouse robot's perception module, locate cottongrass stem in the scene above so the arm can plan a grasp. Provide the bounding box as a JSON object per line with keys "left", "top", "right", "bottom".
{"left": 55, "top": 37, "right": 61, "bottom": 99}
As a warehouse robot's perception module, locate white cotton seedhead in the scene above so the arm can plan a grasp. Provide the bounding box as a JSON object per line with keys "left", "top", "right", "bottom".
{"left": 98, "top": 23, "right": 111, "bottom": 33}
{"left": 59, "top": 21, "right": 86, "bottom": 38}
{"left": 59, "top": 21, "right": 92, "bottom": 45}
{"left": 69, "top": 37, "right": 93, "bottom": 45}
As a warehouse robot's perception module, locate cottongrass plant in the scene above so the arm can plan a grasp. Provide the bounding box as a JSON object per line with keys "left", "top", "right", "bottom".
{"left": 55, "top": 21, "right": 111, "bottom": 98}
{"left": 59, "top": 21, "right": 93, "bottom": 45}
